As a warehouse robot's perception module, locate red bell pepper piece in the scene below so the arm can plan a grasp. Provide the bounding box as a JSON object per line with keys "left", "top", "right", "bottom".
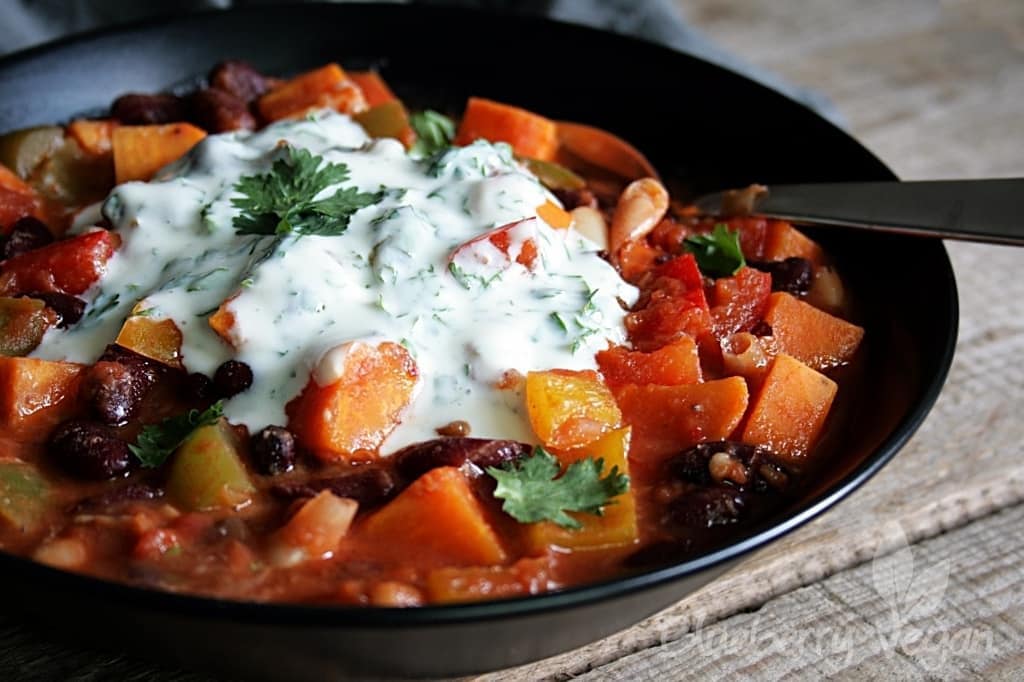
{"left": 0, "top": 229, "right": 117, "bottom": 296}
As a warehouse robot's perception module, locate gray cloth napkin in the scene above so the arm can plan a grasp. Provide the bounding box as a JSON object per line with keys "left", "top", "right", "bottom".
{"left": 0, "top": 0, "right": 842, "bottom": 125}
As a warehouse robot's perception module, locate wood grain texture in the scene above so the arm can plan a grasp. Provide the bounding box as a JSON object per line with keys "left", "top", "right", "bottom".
{"left": 574, "top": 505, "right": 1024, "bottom": 681}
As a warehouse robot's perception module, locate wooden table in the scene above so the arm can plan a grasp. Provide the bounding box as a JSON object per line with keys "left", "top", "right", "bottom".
{"left": 2, "top": 1, "right": 1022, "bottom": 679}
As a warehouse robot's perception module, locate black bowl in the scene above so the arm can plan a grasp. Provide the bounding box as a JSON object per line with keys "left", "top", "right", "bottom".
{"left": 0, "top": 4, "right": 958, "bottom": 679}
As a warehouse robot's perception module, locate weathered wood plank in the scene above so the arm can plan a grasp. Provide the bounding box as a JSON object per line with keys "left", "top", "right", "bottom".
{"left": 573, "top": 504, "right": 1024, "bottom": 681}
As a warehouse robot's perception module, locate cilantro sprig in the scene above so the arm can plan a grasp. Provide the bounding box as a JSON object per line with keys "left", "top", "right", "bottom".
{"left": 487, "top": 447, "right": 629, "bottom": 529}
{"left": 129, "top": 401, "right": 224, "bottom": 468}
{"left": 232, "top": 146, "right": 379, "bottom": 237}
{"left": 409, "top": 110, "right": 455, "bottom": 157}
{"left": 684, "top": 223, "right": 746, "bottom": 277}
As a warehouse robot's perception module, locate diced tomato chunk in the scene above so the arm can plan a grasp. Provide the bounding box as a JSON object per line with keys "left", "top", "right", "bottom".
{"left": 656, "top": 253, "right": 704, "bottom": 290}
{"left": 0, "top": 188, "right": 43, "bottom": 230}
{"left": 0, "top": 230, "right": 117, "bottom": 296}
{"left": 691, "top": 216, "right": 770, "bottom": 261}
{"left": 597, "top": 337, "right": 702, "bottom": 390}
{"left": 449, "top": 218, "right": 539, "bottom": 272}
{"left": 626, "top": 263, "right": 712, "bottom": 352}
{"left": 709, "top": 266, "right": 772, "bottom": 339}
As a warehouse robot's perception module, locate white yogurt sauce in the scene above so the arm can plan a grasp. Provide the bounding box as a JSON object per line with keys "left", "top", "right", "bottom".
{"left": 33, "top": 111, "right": 637, "bottom": 451}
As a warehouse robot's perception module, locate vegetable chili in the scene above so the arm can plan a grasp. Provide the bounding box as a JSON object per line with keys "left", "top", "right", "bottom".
{"left": 0, "top": 60, "right": 865, "bottom": 606}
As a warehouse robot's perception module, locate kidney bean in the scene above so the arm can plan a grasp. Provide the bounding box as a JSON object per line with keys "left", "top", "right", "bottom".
{"left": 21, "top": 292, "right": 85, "bottom": 328}
{"left": 271, "top": 466, "right": 396, "bottom": 507}
{"left": 111, "top": 93, "right": 188, "bottom": 125}
{"left": 81, "top": 360, "right": 155, "bottom": 425}
{"left": 666, "top": 487, "right": 746, "bottom": 528}
{"left": 182, "top": 371, "right": 214, "bottom": 402}
{"left": 213, "top": 360, "right": 253, "bottom": 398}
{"left": 251, "top": 426, "right": 296, "bottom": 475}
{"left": 48, "top": 420, "right": 133, "bottom": 480}
{"left": 189, "top": 88, "right": 256, "bottom": 133}
{"left": 749, "top": 257, "right": 814, "bottom": 294}
{"left": 97, "top": 344, "right": 164, "bottom": 385}
{"left": 392, "top": 437, "right": 531, "bottom": 482}
{"left": 208, "top": 60, "right": 271, "bottom": 103}
{"left": 1, "top": 216, "right": 53, "bottom": 260}
{"left": 667, "top": 441, "right": 790, "bottom": 493}
{"left": 71, "top": 482, "right": 163, "bottom": 514}
{"left": 667, "top": 441, "right": 759, "bottom": 486}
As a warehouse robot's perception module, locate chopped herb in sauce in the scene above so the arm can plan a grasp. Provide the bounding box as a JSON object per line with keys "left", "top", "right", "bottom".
{"left": 487, "top": 447, "right": 629, "bottom": 529}
{"left": 232, "top": 146, "right": 380, "bottom": 238}
{"left": 130, "top": 401, "right": 225, "bottom": 468}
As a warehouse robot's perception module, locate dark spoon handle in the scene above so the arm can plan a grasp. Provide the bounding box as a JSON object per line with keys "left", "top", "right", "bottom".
{"left": 696, "top": 179, "right": 1024, "bottom": 246}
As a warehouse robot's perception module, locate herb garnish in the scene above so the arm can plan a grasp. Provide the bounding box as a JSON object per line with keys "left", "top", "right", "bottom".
{"left": 486, "top": 447, "right": 629, "bottom": 529}
{"left": 409, "top": 110, "right": 455, "bottom": 157}
{"left": 232, "top": 146, "right": 379, "bottom": 237}
{"left": 129, "top": 401, "right": 225, "bottom": 468}
{"left": 684, "top": 223, "right": 746, "bottom": 277}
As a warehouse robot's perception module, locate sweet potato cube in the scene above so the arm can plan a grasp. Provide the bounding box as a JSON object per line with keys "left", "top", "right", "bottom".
{"left": 112, "top": 123, "right": 207, "bottom": 184}
{"left": 615, "top": 377, "right": 749, "bottom": 468}
{"left": 0, "top": 357, "right": 83, "bottom": 439}
{"left": 597, "top": 337, "right": 701, "bottom": 390}
{"left": 524, "top": 427, "right": 637, "bottom": 553}
{"left": 115, "top": 304, "right": 184, "bottom": 368}
{"left": 286, "top": 341, "right": 418, "bottom": 462}
{"left": 763, "top": 292, "right": 864, "bottom": 370}
{"left": 526, "top": 369, "right": 622, "bottom": 450}
{"left": 359, "top": 466, "right": 506, "bottom": 567}
{"left": 207, "top": 295, "right": 239, "bottom": 347}
{"left": 741, "top": 353, "right": 837, "bottom": 466}
{"left": 68, "top": 119, "right": 118, "bottom": 156}
{"left": 536, "top": 200, "right": 572, "bottom": 229}
{"left": 426, "top": 555, "right": 554, "bottom": 604}
{"left": 258, "top": 63, "right": 368, "bottom": 122}
{"left": 455, "top": 97, "right": 558, "bottom": 160}
{"left": 348, "top": 71, "right": 398, "bottom": 107}
{"left": 763, "top": 221, "right": 824, "bottom": 264}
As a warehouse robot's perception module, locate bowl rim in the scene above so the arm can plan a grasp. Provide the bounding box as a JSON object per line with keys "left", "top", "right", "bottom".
{"left": 0, "top": 1, "right": 960, "bottom": 628}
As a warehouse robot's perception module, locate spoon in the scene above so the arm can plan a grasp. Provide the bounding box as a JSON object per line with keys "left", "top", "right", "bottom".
{"left": 693, "top": 178, "right": 1024, "bottom": 246}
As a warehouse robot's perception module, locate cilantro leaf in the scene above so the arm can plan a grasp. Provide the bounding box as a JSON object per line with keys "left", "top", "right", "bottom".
{"left": 684, "top": 223, "right": 746, "bottom": 277}
{"left": 409, "top": 110, "right": 455, "bottom": 157}
{"left": 232, "top": 146, "right": 379, "bottom": 238}
{"left": 129, "top": 401, "right": 225, "bottom": 468}
{"left": 486, "top": 447, "right": 629, "bottom": 529}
